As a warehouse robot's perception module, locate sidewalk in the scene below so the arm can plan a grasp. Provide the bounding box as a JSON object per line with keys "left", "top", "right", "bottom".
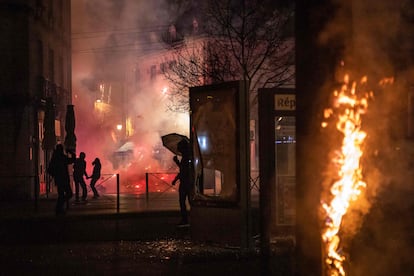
{"left": 0, "top": 193, "right": 186, "bottom": 243}
{"left": 0, "top": 193, "right": 294, "bottom": 275}
{"left": 1, "top": 192, "right": 180, "bottom": 217}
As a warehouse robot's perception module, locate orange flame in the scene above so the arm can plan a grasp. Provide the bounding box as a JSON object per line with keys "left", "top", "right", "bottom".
{"left": 321, "top": 74, "right": 370, "bottom": 276}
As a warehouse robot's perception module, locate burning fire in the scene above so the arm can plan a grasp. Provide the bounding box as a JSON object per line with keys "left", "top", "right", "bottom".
{"left": 321, "top": 74, "right": 371, "bottom": 276}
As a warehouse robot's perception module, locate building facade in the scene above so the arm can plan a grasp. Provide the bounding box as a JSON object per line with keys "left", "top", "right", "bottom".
{"left": 0, "top": 0, "right": 72, "bottom": 199}
{"left": 126, "top": 32, "right": 294, "bottom": 172}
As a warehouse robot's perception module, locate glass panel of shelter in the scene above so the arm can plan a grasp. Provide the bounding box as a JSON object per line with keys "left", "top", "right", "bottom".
{"left": 191, "top": 88, "right": 238, "bottom": 203}
{"left": 275, "top": 116, "right": 296, "bottom": 226}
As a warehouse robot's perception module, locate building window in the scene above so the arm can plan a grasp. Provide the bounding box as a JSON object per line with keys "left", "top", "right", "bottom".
{"left": 35, "top": 0, "right": 45, "bottom": 19}
{"left": 48, "top": 0, "right": 54, "bottom": 27}
{"left": 59, "top": 55, "right": 63, "bottom": 87}
{"left": 48, "top": 48, "right": 54, "bottom": 82}
{"left": 37, "top": 40, "right": 43, "bottom": 75}
{"left": 57, "top": 0, "right": 63, "bottom": 27}
{"left": 160, "top": 62, "right": 166, "bottom": 73}
{"left": 150, "top": 65, "right": 156, "bottom": 80}
{"left": 169, "top": 60, "right": 176, "bottom": 70}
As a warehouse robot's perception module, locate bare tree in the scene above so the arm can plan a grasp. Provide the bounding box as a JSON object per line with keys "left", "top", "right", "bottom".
{"left": 163, "top": 0, "right": 294, "bottom": 113}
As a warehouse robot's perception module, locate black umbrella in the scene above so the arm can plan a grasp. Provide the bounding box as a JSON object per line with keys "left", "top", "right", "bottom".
{"left": 161, "top": 133, "right": 189, "bottom": 156}
{"left": 64, "top": 104, "right": 77, "bottom": 153}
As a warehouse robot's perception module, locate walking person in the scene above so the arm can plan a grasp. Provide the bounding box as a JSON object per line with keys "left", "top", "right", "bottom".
{"left": 172, "top": 139, "right": 193, "bottom": 227}
{"left": 73, "top": 152, "right": 88, "bottom": 203}
{"left": 88, "top": 158, "right": 101, "bottom": 198}
{"left": 47, "top": 144, "right": 75, "bottom": 215}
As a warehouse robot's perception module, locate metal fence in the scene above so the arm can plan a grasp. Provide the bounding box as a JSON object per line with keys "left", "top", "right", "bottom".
{"left": 0, "top": 170, "right": 260, "bottom": 216}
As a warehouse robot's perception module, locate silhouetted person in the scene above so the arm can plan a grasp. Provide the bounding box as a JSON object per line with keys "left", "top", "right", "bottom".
{"left": 48, "top": 144, "right": 74, "bottom": 215}
{"left": 88, "top": 158, "right": 101, "bottom": 198}
{"left": 172, "top": 139, "right": 193, "bottom": 226}
{"left": 73, "top": 152, "right": 88, "bottom": 202}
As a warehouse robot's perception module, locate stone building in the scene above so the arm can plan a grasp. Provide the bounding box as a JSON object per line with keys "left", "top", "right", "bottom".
{"left": 0, "top": 0, "right": 72, "bottom": 199}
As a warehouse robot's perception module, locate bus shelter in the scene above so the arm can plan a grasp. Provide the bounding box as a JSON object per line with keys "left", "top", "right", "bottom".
{"left": 258, "top": 88, "right": 296, "bottom": 255}
{"left": 189, "top": 81, "right": 251, "bottom": 248}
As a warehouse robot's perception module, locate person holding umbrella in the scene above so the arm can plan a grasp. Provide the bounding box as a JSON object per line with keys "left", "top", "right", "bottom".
{"left": 171, "top": 139, "right": 193, "bottom": 227}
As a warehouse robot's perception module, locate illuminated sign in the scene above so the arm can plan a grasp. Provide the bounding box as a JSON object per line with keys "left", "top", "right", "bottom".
{"left": 274, "top": 94, "right": 296, "bottom": 111}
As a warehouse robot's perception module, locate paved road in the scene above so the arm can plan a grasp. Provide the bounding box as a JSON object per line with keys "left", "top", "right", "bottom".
{"left": 13, "top": 188, "right": 414, "bottom": 276}
{"left": 0, "top": 239, "right": 293, "bottom": 276}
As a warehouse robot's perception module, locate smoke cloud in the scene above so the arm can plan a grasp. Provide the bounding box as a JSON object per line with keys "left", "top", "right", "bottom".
{"left": 71, "top": 0, "right": 190, "bottom": 193}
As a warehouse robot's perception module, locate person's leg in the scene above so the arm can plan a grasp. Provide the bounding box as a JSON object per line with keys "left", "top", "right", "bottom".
{"left": 80, "top": 178, "right": 87, "bottom": 200}
{"left": 90, "top": 178, "right": 99, "bottom": 197}
{"left": 65, "top": 180, "right": 73, "bottom": 200}
{"left": 74, "top": 179, "right": 80, "bottom": 201}
{"left": 178, "top": 186, "right": 188, "bottom": 224}
{"left": 64, "top": 179, "right": 73, "bottom": 210}
{"left": 56, "top": 183, "right": 65, "bottom": 215}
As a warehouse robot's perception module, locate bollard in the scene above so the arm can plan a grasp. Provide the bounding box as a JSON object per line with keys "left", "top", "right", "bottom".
{"left": 145, "top": 173, "right": 149, "bottom": 204}
{"left": 34, "top": 176, "right": 39, "bottom": 212}
{"left": 116, "top": 173, "right": 120, "bottom": 213}
{"left": 408, "top": 89, "right": 414, "bottom": 138}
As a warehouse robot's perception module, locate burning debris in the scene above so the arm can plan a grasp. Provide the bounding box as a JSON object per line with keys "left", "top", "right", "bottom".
{"left": 321, "top": 73, "right": 373, "bottom": 276}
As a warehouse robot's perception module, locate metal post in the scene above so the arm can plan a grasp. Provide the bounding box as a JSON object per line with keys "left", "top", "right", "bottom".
{"left": 116, "top": 173, "right": 120, "bottom": 213}
{"left": 33, "top": 108, "right": 40, "bottom": 212}
{"left": 408, "top": 88, "right": 414, "bottom": 138}
{"left": 46, "top": 151, "right": 50, "bottom": 198}
{"left": 239, "top": 80, "right": 251, "bottom": 249}
{"left": 258, "top": 88, "right": 274, "bottom": 274}
{"left": 145, "top": 172, "right": 149, "bottom": 204}
{"left": 34, "top": 176, "right": 39, "bottom": 212}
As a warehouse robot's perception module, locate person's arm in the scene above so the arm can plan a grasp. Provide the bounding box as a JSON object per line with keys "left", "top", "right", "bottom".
{"left": 67, "top": 151, "right": 76, "bottom": 164}
{"left": 90, "top": 169, "right": 95, "bottom": 179}
{"left": 172, "top": 173, "right": 180, "bottom": 185}
{"left": 173, "top": 156, "right": 180, "bottom": 166}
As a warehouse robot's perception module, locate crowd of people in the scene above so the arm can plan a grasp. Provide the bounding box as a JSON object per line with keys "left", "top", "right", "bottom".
{"left": 47, "top": 144, "right": 101, "bottom": 215}
{"left": 47, "top": 140, "right": 192, "bottom": 227}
